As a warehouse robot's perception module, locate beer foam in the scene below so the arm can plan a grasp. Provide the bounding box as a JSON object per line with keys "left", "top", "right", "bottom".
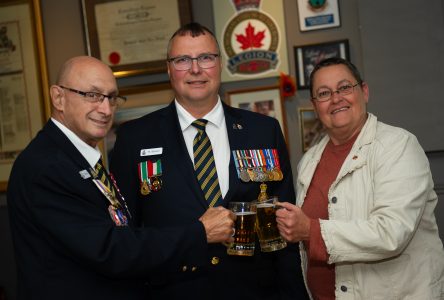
{"left": 257, "top": 203, "right": 274, "bottom": 208}
{"left": 235, "top": 211, "right": 256, "bottom": 216}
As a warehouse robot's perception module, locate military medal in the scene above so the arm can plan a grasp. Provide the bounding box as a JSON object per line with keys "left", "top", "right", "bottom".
{"left": 141, "top": 180, "right": 150, "bottom": 195}
{"left": 138, "top": 160, "right": 163, "bottom": 195}
{"left": 149, "top": 176, "right": 162, "bottom": 191}
{"left": 271, "top": 149, "right": 284, "bottom": 181}
{"left": 108, "top": 205, "right": 128, "bottom": 226}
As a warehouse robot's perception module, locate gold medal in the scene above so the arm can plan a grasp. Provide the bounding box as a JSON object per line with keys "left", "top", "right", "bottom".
{"left": 275, "top": 169, "right": 284, "bottom": 181}
{"left": 140, "top": 180, "right": 150, "bottom": 195}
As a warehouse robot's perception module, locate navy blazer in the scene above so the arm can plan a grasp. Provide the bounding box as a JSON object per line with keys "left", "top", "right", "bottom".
{"left": 7, "top": 120, "right": 209, "bottom": 300}
{"left": 111, "top": 102, "right": 309, "bottom": 299}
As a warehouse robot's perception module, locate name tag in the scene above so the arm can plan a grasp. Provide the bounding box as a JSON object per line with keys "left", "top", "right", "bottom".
{"left": 140, "top": 147, "right": 163, "bottom": 156}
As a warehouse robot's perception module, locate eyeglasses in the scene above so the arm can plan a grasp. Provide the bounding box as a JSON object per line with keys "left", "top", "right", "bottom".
{"left": 59, "top": 85, "right": 126, "bottom": 107}
{"left": 312, "top": 82, "right": 361, "bottom": 102}
{"left": 167, "top": 53, "right": 219, "bottom": 71}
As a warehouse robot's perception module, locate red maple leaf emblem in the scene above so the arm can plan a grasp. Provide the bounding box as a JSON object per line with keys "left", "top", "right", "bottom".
{"left": 236, "top": 22, "right": 266, "bottom": 50}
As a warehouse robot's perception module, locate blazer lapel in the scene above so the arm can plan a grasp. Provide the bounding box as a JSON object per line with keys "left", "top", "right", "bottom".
{"left": 221, "top": 103, "right": 247, "bottom": 205}
{"left": 159, "top": 103, "right": 209, "bottom": 209}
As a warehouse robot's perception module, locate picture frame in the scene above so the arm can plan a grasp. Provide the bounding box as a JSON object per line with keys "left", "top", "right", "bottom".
{"left": 297, "top": 0, "right": 341, "bottom": 32}
{"left": 294, "top": 39, "right": 349, "bottom": 89}
{"left": 298, "top": 107, "right": 325, "bottom": 152}
{"left": 81, "top": 0, "right": 193, "bottom": 78}
{"left": 0, "top": 0, "right": 50, "bottom": 192}
{"left": 103, "top": 82, "right": 174, "bottom": 166}
{"left": 225, "top": 85, "right": 287, "bottom": 140}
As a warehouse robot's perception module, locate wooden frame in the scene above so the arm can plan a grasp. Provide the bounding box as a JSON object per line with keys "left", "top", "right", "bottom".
{"left": 81, "top": 0, "right": 193, "bottom": 78}
{"left": 298, "top": 107, "right": 325, "bottom": 152}
{"left": 0, "top": 0, "right": 50, "bottom": 192}
{"left": 297, "top": 0, "right": 341, "bottom": 32}
{"left": 225, "top": 85, "right": 287, "bottom": 140}
{"left": 103, "top": 82, "right": 174, "bottom": 165}
{"left": 294, "top": 39, "right": 349, "bottom": 89}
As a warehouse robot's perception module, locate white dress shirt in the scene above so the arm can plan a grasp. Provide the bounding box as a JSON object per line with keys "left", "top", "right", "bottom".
{"left": 175, "top": 98, "right": 230, "bottom": 198}
{"left": 51, "top": 118, "right": 101, "bottom": 168}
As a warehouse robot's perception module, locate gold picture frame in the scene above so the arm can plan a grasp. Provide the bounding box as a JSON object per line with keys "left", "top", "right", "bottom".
{"left": 225, "top": 85, "right": 287, "bottom": 141}
{"left": 298, "top": 107, "right": 325, "bottom": 152}
{"left": 81, "top": 0, "right": 193, "bottom": 78}
{"left": 0, "top": 0, "right": 50, "bottom": 192}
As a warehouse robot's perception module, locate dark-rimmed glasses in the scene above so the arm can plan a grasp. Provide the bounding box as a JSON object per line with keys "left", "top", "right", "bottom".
{"left": 59, "top": 85, "right": 126, "bottom": 107}
{"left": 167, "top": 53, "right": 219, "bottom": 71}
{"left": 312, "top": 82, "right": 361, "bottom": 102}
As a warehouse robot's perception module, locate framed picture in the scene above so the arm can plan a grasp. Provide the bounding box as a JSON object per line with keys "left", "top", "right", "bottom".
{"left": 299, "top": 107, "right": 325, "bottom": 152}
{"left": 225, "top": 85, "right": 287, "bottom": 140}
{"left": 81, "top": 0, "right": 192, "bottom": 78}
{"left": 0, "top": 0, "right": 50, "bottom": 192}
{"left": 294, "top": 39, "right": 349, "bottom": 89}
{"left": 297, "top": 0, "right": 341, "bottom": 32}
{"left": 103, "top": 82, "right": 174, "bottom": 165}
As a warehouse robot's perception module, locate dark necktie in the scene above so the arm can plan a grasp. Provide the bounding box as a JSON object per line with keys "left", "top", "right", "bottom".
{"left": 192, "top": 119, "right": 223, "bottom": 207}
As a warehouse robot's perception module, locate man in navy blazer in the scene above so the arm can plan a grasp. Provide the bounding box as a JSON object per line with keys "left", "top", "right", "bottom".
{"left": 111, "top": 23, "right": 308, "bottom": 299}
{"left": 7, "top": 56, "right": 235, "bottom": 300}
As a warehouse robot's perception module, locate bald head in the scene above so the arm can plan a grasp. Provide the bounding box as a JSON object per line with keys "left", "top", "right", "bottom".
{"left": 50, "top": 56, "right": 119, "bottom": 146}
{"left": 56, "top": 56, "right": 114, "bottom": 86}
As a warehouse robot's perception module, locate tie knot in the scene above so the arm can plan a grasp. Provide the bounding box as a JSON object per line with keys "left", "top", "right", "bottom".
{"left": 192, "top": 119, "right": 208, "bottom": 132}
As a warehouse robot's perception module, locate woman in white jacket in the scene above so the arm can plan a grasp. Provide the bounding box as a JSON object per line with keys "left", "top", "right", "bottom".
{"left": 276, "top": 57, "right": 444, "bottom": 300}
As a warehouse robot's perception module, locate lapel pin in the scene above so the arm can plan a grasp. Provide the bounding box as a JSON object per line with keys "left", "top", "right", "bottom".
{"left": 233, "top": 123, "right": 243, "bottom": 130}
{"left": 79, "top": 170, "right": 91, "bottom": 179}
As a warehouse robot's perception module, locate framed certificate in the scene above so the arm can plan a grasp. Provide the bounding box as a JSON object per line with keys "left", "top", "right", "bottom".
{"left": 0, "top": 0, "right": 50, "bottom": 192}
{"left": 294, "top": 39, "right": 349, "bottom": 89}
{"left": 225, "top": 85, "right": 287, "bottom": 140}
{"left": 81, "top": 0, "right": 193, "bottom": 78}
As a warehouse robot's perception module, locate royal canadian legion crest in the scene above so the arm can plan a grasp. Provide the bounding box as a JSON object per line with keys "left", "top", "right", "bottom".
{"left": 219, "top": 0, "right": 287, "bottom": 80}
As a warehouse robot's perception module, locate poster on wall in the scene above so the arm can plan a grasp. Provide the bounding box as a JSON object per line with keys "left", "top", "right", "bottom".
{"left": 212, "top": 0, "right": 289, "bottom": 82}
{"left": 297, "top": 0, "right": 341, "bottom": 32}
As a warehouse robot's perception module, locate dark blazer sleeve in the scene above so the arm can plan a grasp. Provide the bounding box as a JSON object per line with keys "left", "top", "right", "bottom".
{"left": 8, "top": 134, "right": 208, "bottom": 280}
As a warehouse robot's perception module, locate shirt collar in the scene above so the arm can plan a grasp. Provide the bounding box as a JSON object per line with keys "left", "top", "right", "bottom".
{"left": 175, "top": 96, "right": 225, "bottom": 131}
{"left": 51, "top": 118, "right": 101, "bottom": 168}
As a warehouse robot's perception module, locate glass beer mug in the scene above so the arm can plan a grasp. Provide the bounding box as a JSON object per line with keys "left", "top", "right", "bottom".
{"left": 226, "top": 201, "right": 257, "bottom": 256}
{"left": 255, "top": 196, "right": 287, "bottom": 252}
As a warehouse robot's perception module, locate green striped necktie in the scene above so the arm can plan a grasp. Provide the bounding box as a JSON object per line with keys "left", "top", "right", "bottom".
{"left": 192, "top": 119, "right": 222, "bottom": 207}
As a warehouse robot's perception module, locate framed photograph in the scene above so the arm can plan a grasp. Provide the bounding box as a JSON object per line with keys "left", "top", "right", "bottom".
{"left": 299, "top": 107, "right": 325, "bottom": 152}
{"left": 81, "top": 0, "right": 192, "bottom": 78}
{"left": 294, "top": 39, "right": 349, "bottom": 89}
{"left": 225, "top": 85, "right": 287, "bottom": 140}
{"left": 0, "top": 0, "right": 50, "bottom": 192}
{"left": 297, "top": 0, "right": 341, "bottom": 32}
{"left": 103, "top": 82, "right": 174, "bottom": 165}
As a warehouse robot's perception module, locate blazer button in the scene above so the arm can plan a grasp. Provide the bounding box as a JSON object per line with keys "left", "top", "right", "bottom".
{"left": 340, "top": 285, "right": 347, "bottom": 292}
{"left": 182, "top": 266, "right": 187, "bottom": 272}
{"left": 211, "top": 256, "right": 220, "bottom": 265}
{"left": 331, "top": 197, "right": 337, "bottom": 204}
{"left": 191, "top": 266, "right": 197, "bottom": 272}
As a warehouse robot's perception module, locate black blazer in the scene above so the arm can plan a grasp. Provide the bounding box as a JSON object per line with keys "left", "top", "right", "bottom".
{"left": 7, "top": 120, "right": 209, "bottom": 300}
{"left": 111, "top": 102, "right": 309, "bottom": 300}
